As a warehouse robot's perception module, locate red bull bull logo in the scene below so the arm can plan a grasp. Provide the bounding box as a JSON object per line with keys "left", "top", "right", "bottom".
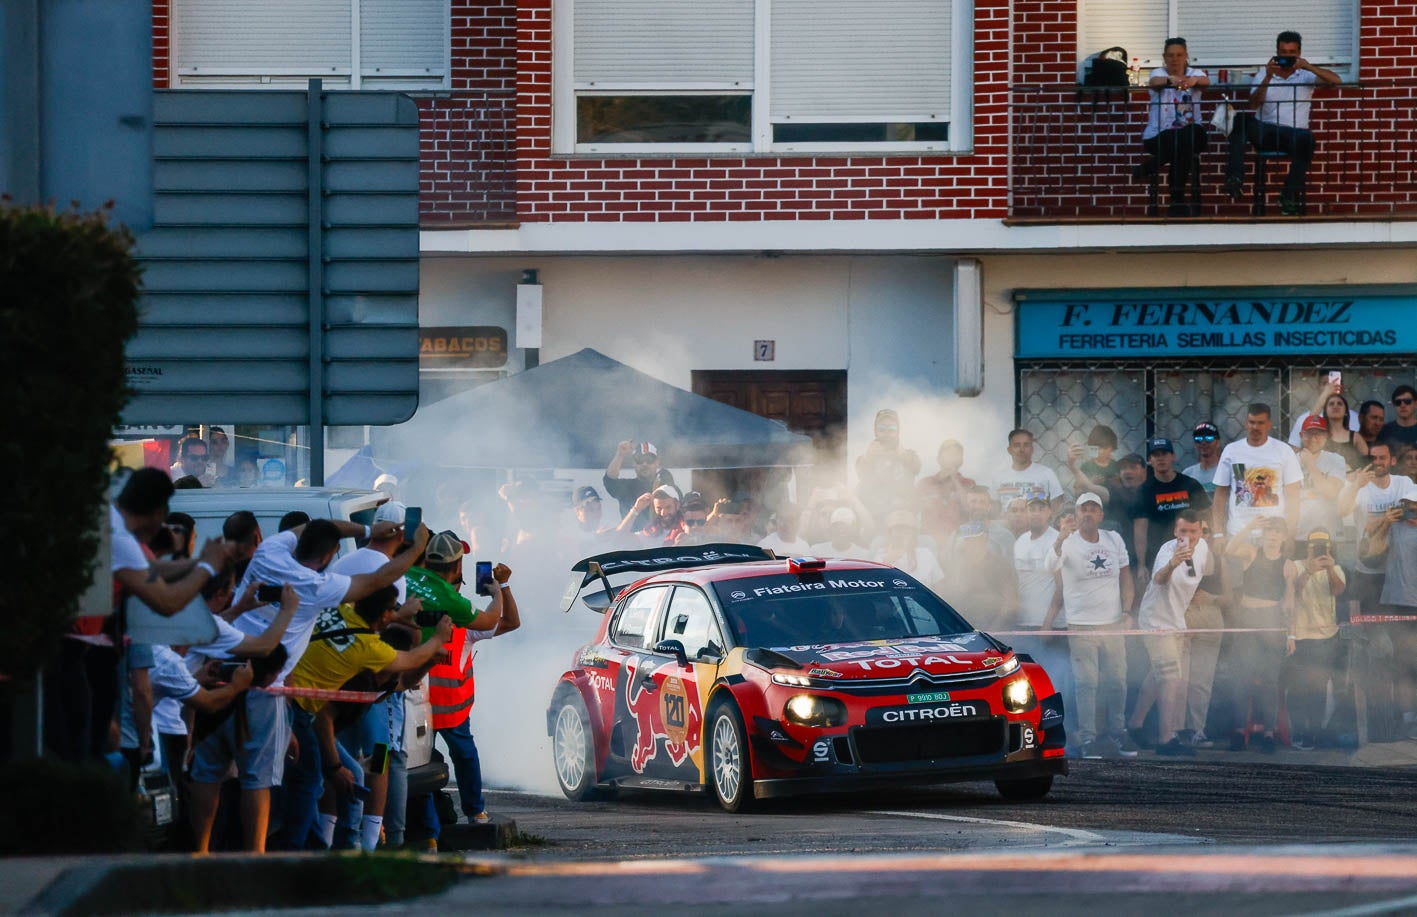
{"left": 625, "top": 659, "right": 702, "bottom": 773}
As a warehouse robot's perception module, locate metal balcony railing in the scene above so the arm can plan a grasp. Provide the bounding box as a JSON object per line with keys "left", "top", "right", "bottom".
{"left": 1010, "top": 79, "right": 1417, "bottom": 221}
{"left": 415, "top": 90, "right": 517, "bottom": 226}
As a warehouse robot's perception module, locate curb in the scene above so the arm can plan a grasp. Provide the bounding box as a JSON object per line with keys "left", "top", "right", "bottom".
{"left": 18, "top": 852, "right": 485, "bottom": 916}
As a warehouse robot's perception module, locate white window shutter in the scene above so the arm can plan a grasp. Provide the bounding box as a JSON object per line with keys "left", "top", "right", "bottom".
{"left": 174, "top": 0, "right": 351, "bottom": 75}
{"left": 1078, "top": 0, "right": 1167, "bottom": 63}
{"left": 769, "top": 0, "right": 951, "bottom": 120}
{"left": 573, "top": 0, "right": 755, "bottom": 86}
{"left": 1176, "top": 0, "right": 1356, "bottom": 67}
{"left": 360, "top": 0, "right": 448, "bottom": 85}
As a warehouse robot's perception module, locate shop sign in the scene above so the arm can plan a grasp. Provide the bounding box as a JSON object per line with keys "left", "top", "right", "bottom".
{"left": 1015, "top": 289, "right": 1415, "bottom": 359}
{"left": 419, "top": 326, "right": 508, "bottom": 368}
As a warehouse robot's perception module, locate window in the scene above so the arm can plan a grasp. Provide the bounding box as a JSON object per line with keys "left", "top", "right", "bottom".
{"left": 171, "top": 0, "right": 450, "bottom": 90}
{"left": 610, "top": 586, "right": 668, "bottom": 650}
{"left": 555, "top": 0, "right": 974, "bottom": 154}
{"left": 660, "top": 587, "right": 726, "bottom": 661}
{"left": 1078, "top": 0, "right": 1357, "bottom": 79}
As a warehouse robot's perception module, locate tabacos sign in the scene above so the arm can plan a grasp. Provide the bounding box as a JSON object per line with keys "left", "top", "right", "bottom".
{"left": 1014, "top": 289, "right": 1416, "bottom": 358}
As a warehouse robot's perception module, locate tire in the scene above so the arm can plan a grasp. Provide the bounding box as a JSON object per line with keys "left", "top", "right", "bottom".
{"left": 552, "top": 688, "right": 601, "bottom": 801}
{"left": 995, "top": 775, "right": 1054, "bottom": 800}
{"left": 707, "top": 700, "right": 755, "bottom": 812}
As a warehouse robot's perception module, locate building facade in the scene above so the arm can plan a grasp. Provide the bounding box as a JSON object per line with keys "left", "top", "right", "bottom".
{"left": 151, "top": 0, "right": 1417, "bottom": 486}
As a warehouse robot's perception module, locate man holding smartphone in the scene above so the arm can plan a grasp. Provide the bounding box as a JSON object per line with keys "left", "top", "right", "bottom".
{"left": 405, "top": 531, "right": 520, "bottom": 831}
{"left": 1223, "top": 30, "right": 1341, "bottom": 214}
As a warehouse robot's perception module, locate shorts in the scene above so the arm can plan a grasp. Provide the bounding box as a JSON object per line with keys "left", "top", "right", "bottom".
{"left": 1142, "top": 632, "right": 1187, "bottom": 681}
{"left": 341, "top": 698, "right": 397, "bottom": 758}
{"left": 189, "top": 689, "right": 292, "bottom": 790}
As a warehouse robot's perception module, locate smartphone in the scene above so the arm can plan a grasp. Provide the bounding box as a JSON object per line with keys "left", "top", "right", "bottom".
{"left": 475, "top": 560, "right": 494, "bottom": 596}
{"left": 1404, "top": 504, "right": 1417, "bottom": 521}
{"left": 217, "top": 661, "right": 243, "bottom": 682}
{"left": 1312, "top": 541, "right": 1331, "bottom": 557}
{"left": 402, "top": 506, "right": 422, "bottom": 546}
{"left": 1328, "top": 370, "right": 1342, "bottom": 391}
{"left": 720, "top": 501, "right": 746, "bottom": 515}
{"left": 256, "top": 584, "right": 283, "bottom": 604}
{"left": 370, "top": 743, "right": 390, "bottom": 776}
{"left": 1087, "top": 445, "right": 1100, "bottom": 461}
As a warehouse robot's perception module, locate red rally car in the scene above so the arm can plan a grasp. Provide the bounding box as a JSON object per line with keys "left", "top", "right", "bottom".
{"left": 547, "top": 544, "right": 1067, "bottom": 811}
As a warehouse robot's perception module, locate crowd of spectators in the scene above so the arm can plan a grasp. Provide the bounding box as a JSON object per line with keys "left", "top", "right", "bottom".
{"left": 54, "top": 467, "right": 519, "bottom": 853}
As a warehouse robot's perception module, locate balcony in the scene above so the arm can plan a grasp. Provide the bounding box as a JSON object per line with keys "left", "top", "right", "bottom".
{"left": 415, "top": 91, "right": 516, "bottom": 226}
{"left": 1010, "top": 79, "right": 1417, "bottom": 222}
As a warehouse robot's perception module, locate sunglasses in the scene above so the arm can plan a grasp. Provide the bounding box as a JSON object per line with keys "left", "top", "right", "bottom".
{"left": 1193, "top": 435, "right": 1217, "bottom": 442}
{"left": 633, "top": 455, "right": 657, "bottom": 464}
{"left": 1396, "top": 397, "right": 1416, "bottom": 406}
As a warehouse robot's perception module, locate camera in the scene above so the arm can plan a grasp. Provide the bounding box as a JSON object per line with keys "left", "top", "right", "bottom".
{"left": 414, "top": 608, "right": 449, "bottom": 628}
{"left": 256, "top": 584, "right": 283, "bottom": 604}
{"left": 1273, "top": 56, "right": 1297, "bottom": 68}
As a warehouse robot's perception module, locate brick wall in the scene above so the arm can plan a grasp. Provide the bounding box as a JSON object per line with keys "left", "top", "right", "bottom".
{"left": 1012, "top": 1, "right": 1417, "bottom": 219}
{"left": 152, "top": 0, "right": 169, "bottom": 88}
{"left": 513, "top": 0, "right": 1013, "bottom": 223}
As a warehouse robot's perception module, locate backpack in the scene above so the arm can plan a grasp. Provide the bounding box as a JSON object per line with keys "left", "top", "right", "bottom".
{"left": 1085, "top": 47, "right": 1129, "bottom": 88}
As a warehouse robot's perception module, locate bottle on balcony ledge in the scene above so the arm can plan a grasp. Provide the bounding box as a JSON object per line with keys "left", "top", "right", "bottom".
{"left": 1130, "top": 57, "right": 1143, "bottom": 86}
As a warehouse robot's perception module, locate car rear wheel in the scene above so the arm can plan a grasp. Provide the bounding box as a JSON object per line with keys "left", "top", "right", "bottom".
{"left": 552, "top": 689, "right": 599, "bottom": 801}
{"left": 708, "top": 700, "right": 755, "bottom": 812}
{"left": 995, "top": 775, "right": 1054, "bottom": 800}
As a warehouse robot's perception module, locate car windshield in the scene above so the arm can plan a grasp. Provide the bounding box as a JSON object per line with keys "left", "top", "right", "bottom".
{"left": 711, "top": 570, "right": 973, "bottom": 649}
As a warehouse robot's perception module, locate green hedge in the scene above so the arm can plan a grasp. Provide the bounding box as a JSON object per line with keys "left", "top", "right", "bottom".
{"left": 0, "top": 204, "right": 140, "bottom": 679}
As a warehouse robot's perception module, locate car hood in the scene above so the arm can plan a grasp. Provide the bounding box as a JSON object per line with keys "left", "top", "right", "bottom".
{"left": 761, "top": 634, "right": 1009, "bottom": 678}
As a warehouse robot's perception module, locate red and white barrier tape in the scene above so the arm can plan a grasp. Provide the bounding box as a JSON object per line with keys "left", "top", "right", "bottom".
{"left": 992, "top": 627, "right": 1287, "bottom": 637}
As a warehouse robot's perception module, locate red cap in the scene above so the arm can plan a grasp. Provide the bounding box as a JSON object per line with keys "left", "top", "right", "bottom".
{"left": 1301, "top": 415, "right": 1329, "bottom": 433}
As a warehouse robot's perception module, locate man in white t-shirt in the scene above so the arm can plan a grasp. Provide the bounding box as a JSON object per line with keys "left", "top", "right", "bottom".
{"left": 187, "top": 515, "right": 429, "bottom": 853}
{"left": 990, "top": 428, "right": 1065, "bottom": 514}
{"left": 1339, "top": 441, "right": 1417, "bottom": 612}
{"left": 1045, "top": 492, "right": 1134, "bottom": 759}
{"left": 758, "top": 502, "right": 811, "bottom": 557}
{"left": 1127, "top": 511, "right": 1210, "bottom": 755}
{"left": 1012, "top": 498, "right": 1059, "bottom": 629}
{"left": 1224, "top": 30, "right": 1341, "bottom": 213}
{"left": 111, "top": 468, "right": 229, "bottom": 616}
{"left": 1213, "top": 403, "right": 1304, "bottom": 538}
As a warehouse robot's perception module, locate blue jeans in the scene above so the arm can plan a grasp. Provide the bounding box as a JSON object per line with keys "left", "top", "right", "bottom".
{"left": 282, "top": 707, "right": 363, "bottom": 849}
{"left": 384, "top": 749, "right": 408, "bottom": 847}
{"left": 404, "top": 789, "right": 440, "bottom": 844}
{"left": 437, "top": 719, "right": 484, "bottom": 816}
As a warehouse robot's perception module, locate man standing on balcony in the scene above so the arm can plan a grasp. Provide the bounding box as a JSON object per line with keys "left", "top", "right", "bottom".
{"left": 1224, "top": 30, "right": 1342, "bottom": 215}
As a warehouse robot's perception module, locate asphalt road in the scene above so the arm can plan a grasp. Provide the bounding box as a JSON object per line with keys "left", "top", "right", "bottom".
{"left": 489, "top": 758, "right": 1417, "bottom": 857}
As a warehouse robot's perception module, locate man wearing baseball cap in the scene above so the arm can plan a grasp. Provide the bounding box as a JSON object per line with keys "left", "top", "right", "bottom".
{"left": 405, "top": 531, "right": 519, "bottom": 833}
{"left": 1046, "top": 491, "right": 1136, "bottom": 758}
{"left": 1183, "top": 422, "right": 1223, "bottom": 493}
{"left": 621, "top": 483, "right": 689, "bottom": 544}
{"left": 1134, "top": 437, "right": 1210, "bottom": 585}
{"left": 1295, "top": 414, "right": 1347, "bottom": 543}
{"left": 604, "top": 440, "right": 662, "bottom": 530}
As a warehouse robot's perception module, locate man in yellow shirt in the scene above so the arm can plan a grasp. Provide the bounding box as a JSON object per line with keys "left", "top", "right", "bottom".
{"left": 281, "top": 585, "right": 451, "bottom": 849}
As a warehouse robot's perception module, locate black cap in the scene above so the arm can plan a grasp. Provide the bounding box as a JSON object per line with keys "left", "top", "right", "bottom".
{"left": 1193, "top": 422, "right": 1220, "bottom": 440}
{"left": 573, "top": 485, "right": 601, "bottom": 506}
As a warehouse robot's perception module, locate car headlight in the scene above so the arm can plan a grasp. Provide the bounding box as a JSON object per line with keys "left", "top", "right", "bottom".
{"left": 771, "top": 672, "right": 814, "bottom": 687}
{"left": 783, "top": 694, "right": 848, "bottom": 728}
{"left": 996, "top": 656, "right": 1020, "bottom": 676}
{"left": 1001, "top": 677, "right": 1036, "bottom": 713}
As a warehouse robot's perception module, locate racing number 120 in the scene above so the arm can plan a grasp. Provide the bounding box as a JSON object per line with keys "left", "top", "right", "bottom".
{"left": 664, "top": 693, "right": 686, "bottom": 729}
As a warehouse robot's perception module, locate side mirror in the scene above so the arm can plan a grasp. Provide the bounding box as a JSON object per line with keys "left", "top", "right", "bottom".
{"left": 654, "top": 639, "right": 689, "bottom": 667}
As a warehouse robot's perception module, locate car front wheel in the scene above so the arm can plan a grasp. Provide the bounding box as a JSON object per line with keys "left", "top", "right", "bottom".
{"left": 707, "top": 700, "right": 755, "bottom": 812}
{"left": 552, "top": 689, "right": 599, "bottom": 801}
{"left": 995, "top": 775, "right": 1054, "bottom": 800}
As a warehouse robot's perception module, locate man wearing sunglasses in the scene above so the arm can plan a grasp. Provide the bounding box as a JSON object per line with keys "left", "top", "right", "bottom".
{"left": 1183, "top": 421, "right": 1223, "bottom": 493}
{"left": 1381, "top": 385, "right": 1417, "bottom": 449}
{"left": 604, "top": 440, "right": 662, "bottom": 531}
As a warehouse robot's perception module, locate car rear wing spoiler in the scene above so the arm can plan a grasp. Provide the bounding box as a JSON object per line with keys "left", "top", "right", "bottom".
{"left": 559, "top": 543, "right": 776, "bottom": 613}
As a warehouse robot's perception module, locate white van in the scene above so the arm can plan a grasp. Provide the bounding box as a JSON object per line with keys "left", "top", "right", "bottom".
{"left": 167, "top": 487, "right": 449, "bottom": 802}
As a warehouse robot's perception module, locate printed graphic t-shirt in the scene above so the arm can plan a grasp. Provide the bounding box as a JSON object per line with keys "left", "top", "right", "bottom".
{"left": 1046, "top": 529, "right": 1129, "bottom": 626}
{"left": 1213, "top": 438, "right": 1304, "bottom": 536}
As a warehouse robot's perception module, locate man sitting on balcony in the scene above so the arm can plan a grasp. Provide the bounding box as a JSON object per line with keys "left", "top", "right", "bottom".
{"left": 1136, "top": 37, "right": 1210, "bottom": 217}
{"left": 1223, "top": 30, "right": 1342, "bottom": 215}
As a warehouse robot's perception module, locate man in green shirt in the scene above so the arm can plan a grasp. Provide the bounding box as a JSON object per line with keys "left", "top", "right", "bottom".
{"left": 403, "top": 531, "right": 519, "bottom": 830}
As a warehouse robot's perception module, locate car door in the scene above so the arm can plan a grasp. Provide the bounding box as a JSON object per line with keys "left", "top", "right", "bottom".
{"left": 604, "top": 585, "right": 671, "bottom": 777}
{"left": 639, "top": 586, "right": 726, "bottom": 783}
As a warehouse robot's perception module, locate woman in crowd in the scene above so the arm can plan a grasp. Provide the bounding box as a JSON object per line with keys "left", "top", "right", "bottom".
{"left": 1225, "top": 516, "right": 1298, "bottom": 752}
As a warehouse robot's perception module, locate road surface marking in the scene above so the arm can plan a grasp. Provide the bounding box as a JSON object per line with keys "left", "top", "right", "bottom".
{"left": 866, "top": 810, "right": 1107, "bottom": 847}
